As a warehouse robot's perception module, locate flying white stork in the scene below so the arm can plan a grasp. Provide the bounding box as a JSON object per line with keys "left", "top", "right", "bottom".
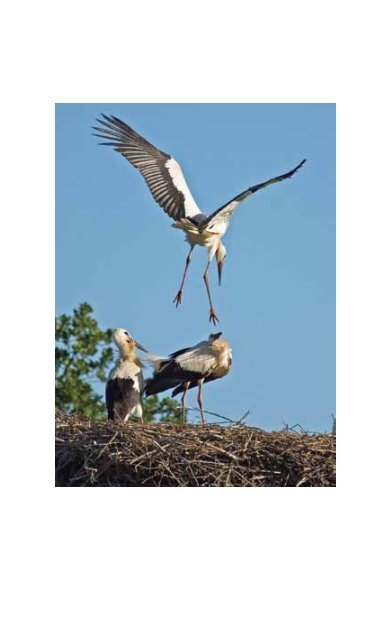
{"left": 106, "top": 328, "right": 148, "bottom": 422}
{"left": 144, "top": 332, "right": 232, "bottom": 424}
{"left": 93, "top": 115, "right": 306, "bottom": 324}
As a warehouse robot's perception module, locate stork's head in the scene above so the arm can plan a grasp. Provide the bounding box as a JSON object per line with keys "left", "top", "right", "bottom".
{"left": 216, "top": 242, "right": 227, "bottom": 285}
{"left": 113, "top": 328, "right": 148, "bottom": 354}
{"left": 209, "top": 332, "right": 222, "bottom": 342}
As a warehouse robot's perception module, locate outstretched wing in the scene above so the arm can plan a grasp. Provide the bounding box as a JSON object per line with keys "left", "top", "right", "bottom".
{"left": 144, "top": 359, "right": 203, "bottom": 396}
{"left": 93, "top": 114, "right": 201, "bottom": 220}
{"left": 144, "top": 341, "right": 215, "bottom": 396}
{"left": 173, "top": 346, "right": 216, "bottom": 375}
{"left": 171, "top": 346, "right": 232, "bottom": 397}
{"left": 200, "top": 159, "right": 306, "bottom": 230}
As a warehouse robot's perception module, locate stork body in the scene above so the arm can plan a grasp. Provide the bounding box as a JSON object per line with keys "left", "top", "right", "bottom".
{"left": 144, "top": 333, "right": 232, "bottom": 424}
{"left": 94, "top": 115, "right": 306, "bottom": 324}
{"left": 171, "top": 215, "right": 228, "bottom": 324}
{"left": 106, "top": 328, "right": 147, "bottom": 422}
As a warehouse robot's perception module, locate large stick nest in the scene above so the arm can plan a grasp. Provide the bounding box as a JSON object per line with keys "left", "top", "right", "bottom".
{"left": 55, "top": 412, "right": 336, "bottom": 487}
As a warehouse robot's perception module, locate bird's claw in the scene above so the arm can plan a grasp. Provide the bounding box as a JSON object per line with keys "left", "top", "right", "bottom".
{"left": 209, "top": 308, "right": 220, "bottom": 325}
{"left": 173, "top": 290, "right": 183, "bottom": 307}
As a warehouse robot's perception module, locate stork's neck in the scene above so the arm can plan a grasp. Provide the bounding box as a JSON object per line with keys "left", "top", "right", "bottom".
{"left": 118, "top": 352, "right": 143, "bottom": 368}
{"left": 209, "top": 339, "right": 232, "bottom": 376}
{"left": 120, "top": 343, "right": 136, "bottom": 359}
{"left": 210, "top": 339, "right": 230, "bottom": 360}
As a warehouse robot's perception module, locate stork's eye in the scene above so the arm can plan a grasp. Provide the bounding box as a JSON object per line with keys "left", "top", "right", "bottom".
{"left": 124, "top": 331, "right": 129, "bottom": 336}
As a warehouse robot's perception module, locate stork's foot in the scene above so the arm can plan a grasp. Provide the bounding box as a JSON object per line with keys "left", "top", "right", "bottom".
{"left": 173, "top": 290, "right": 183, "bottom": 307}
{"left": 209, "top": 308, "right": 220, "bottom": 325}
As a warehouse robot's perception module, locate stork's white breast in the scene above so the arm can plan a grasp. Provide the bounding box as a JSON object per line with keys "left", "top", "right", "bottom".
{"left": 204, "top": 219, "right": 229, "bottom": 236}
{"left": 109, "top": 361, "right": 144, "bottom": 393}
{"left": 220, "top": 349, "right": 232, "bottom": 369}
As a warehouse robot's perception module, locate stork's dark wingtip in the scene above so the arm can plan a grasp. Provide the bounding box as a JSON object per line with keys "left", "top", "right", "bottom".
{"left": 91, "top": 131, "right": 114, "bottom": 145}
{"left": 289, "top": 158, "right": 307, "bottom": 177}
{"left": 94, "top": 119, "right": 108, "bottom": 129}
{"left": 91, "top": 131, "right": 104, "bottom": 142}
{"left": 98, "top": 113, "right": 116, "bottom": 126}
{"left": 297, "top": 159, "right": 307, "bottom": 168}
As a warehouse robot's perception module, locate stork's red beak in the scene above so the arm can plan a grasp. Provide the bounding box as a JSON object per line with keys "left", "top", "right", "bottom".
{"left": 135, "top": 341, "right": 148, "bottom": 353}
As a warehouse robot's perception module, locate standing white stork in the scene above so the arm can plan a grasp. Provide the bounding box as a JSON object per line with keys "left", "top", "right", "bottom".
{"left": 106, "top": 328, "right": 148, "bottom": 422}
{"left": 93, "top": 115, "right": 306, "bottom": 324}
{"left": 144, "top": 332, "right": 232, "bottom": 424}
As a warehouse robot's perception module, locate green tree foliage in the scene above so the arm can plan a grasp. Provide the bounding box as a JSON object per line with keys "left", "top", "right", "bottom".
{"left": 55, "top": 303, "right": 113, "bottom": 419}
{"left": 55, "top": 303, "right": 181, "bottom": 422}
{"left": 142, "top": 395, "right": 183, "bottom": 424}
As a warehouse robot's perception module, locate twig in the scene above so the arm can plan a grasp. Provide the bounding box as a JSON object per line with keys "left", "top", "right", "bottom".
{"left": 206, "top": 443, "right": 239, "bottom": 462}
{"left": 97, "top": 431, "right": 120, "bottom": 459}
{"left": 184, "top": 406, "right": 250, "bottom": 425}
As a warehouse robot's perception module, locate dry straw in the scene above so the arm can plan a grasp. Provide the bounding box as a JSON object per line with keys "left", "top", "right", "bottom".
{"left": 55, "top": 412, "right": 336, "bottom": 487}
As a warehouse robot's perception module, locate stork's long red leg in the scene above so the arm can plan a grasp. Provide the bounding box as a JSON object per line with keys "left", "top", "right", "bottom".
{"left": 197, "top": 379, "right": 205, "bottom": 425}
{"left": 181, "top": 382, "right": 190, "bottom": 423}
{"left": 203, "top": 261, "right": 219, "bottom": 325}
{"left": 173, "top": 246, "right": 194, "bottom": 307}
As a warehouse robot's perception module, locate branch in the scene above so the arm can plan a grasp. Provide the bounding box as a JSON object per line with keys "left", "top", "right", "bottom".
{"left": 176, "top": 406, "right": 250, "bottom": 426}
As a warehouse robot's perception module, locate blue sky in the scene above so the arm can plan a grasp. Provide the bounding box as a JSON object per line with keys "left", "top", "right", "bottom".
{"left": 56, "top": 103, "right": 335, "bottom": 431}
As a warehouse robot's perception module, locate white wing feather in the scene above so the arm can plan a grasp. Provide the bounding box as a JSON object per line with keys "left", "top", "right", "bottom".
{"left": 175, "top": 342, "right": 216, "bottom": 375}
{"left": 142, "top": 341, "right": 216, "bottom": 376}
{"left": 141, "top": 353, "right": 168, "bottom": 371}
{"left": 165, "top": 158, "right": 202, "bottom": 218}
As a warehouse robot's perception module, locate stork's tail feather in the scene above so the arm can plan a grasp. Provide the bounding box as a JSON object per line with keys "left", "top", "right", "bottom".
{"left": 141, "top": 352, "right": 168, "bottom": 371}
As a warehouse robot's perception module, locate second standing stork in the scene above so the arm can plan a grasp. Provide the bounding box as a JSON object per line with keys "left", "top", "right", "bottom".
{"left": 144, "top": 332, "right": 233, "bottom": 424}
{"left": 93, "top": 115, "right": 306, "bottom": 324}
